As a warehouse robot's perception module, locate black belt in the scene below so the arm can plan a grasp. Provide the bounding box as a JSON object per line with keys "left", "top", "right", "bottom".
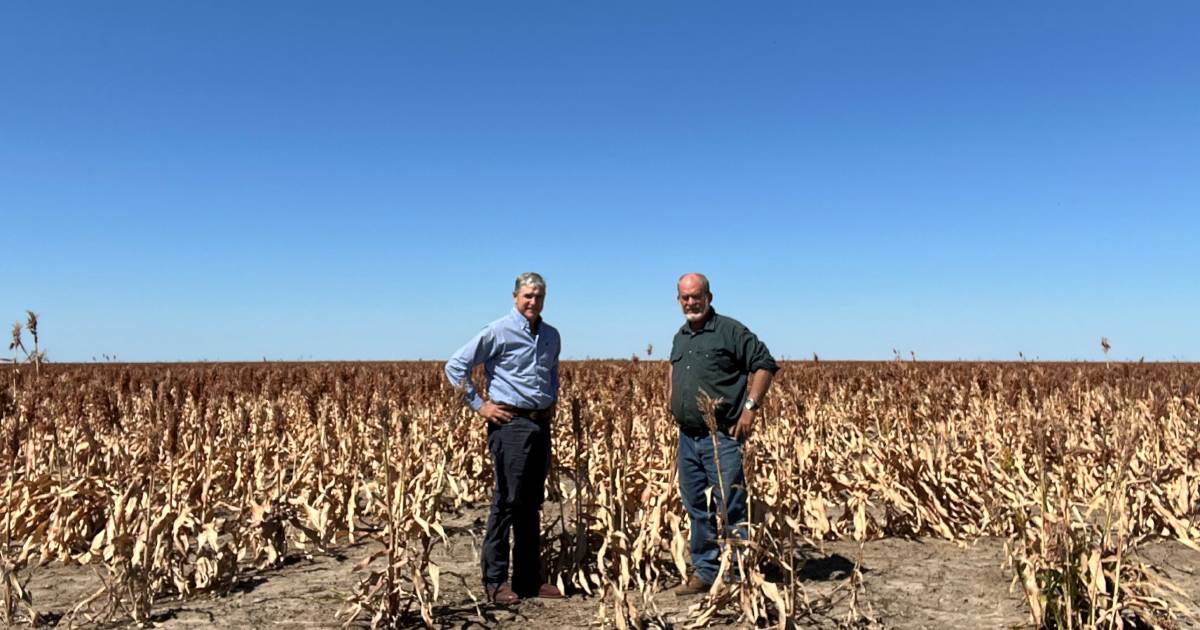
{"left": 679, "top": 423, "right": 727, "bottom": 438}
{"left": 500, "top": 405, "right": 553, "bottom": 421}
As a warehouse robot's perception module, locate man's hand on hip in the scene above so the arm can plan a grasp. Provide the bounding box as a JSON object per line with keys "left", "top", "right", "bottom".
{"left": 479, "top": 401, "right": 514, "bottom": 425}
{"left": 731, "top": 409, "right": 756, "bottom": 441}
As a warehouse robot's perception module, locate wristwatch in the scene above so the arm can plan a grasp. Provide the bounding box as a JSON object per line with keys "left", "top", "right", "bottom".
{"left": 743, "top": 398, "right": 759, "bottom": 412}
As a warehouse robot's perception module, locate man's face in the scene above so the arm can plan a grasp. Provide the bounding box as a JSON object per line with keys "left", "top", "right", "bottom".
{"left": 677, "top": 276, "right": 711, "bottom": 323}
{"left": 513, "top": 284, "right": 546, "bottom": 322}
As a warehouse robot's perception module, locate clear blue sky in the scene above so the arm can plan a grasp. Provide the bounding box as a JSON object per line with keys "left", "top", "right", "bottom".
{"left": 2, "top": 2, "right": 1197, "bottom": 362}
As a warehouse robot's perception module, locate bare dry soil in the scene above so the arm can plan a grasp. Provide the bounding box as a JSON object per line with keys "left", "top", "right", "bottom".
{"left": 24, "top": 504, "right": 1200, "bottom": 629}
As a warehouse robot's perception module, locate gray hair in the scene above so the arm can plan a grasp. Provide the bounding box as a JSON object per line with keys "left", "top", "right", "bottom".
{"left": 677, "top": 272, "right": 710, "bottom": 294}
{"left": 514, "top": 272, "right": 546, "bottom": 293}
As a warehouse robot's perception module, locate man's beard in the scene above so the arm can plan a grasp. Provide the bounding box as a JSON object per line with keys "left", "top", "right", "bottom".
{"left": 684, "top": 306, "right": 709, "bottom": 323}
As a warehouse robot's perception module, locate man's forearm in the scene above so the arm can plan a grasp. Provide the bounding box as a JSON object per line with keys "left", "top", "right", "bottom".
{"left": 666, "top": 364, "right": 673, "bottom": 406}
{"left": 747, "top": 369, "right": 774, "bottom": 404}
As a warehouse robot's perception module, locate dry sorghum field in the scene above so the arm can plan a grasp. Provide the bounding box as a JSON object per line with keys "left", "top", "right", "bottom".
{"left": 1, "top": 360, "right": 1198, "bottom": 628}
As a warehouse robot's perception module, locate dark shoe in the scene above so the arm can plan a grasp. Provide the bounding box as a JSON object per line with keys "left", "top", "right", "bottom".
{"left": 534, "top": 583, "right": 564, "bottom": 599}
{"left": 669, "top": 575, "right": 712, "bottom": 596}
{"left": 485, "top": 583, "right": 520, "bottom": 605}
{"left": 514, "top": 582, "right": 564, "bottom": 599}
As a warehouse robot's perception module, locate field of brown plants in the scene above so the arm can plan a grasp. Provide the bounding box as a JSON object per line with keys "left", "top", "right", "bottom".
{"left": 1, "top": 359, "right": 1199, "bottom": 628}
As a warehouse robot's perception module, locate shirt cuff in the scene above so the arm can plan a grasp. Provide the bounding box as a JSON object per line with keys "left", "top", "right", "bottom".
{"left": 467, "top": 394, "right": 484, "bottom": 412}
{"left": 749, "top": 360, "right": 780, "bottom": 374}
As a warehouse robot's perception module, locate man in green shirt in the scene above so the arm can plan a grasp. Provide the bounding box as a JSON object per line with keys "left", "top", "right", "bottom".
{"left": 668, "top": 272, "right": 779, "bottom": 595}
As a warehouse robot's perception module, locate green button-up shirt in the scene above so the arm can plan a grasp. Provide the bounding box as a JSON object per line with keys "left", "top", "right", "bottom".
{"left": 670, "top": 308, "right": 779, "bottom": 431}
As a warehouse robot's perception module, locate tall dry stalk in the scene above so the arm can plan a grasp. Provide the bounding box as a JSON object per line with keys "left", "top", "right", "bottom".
{"left": 379, "top": 402, "right": 397, "bottom": 620}
{"left": 2, "top": 322, "right": 18, "bottom": 624}
{"left": 1, "top": 317, "right": 38, "bottom": 625}
{"left": 24, "top": 312, "right": 40, "bottom": 378}
{"left": 571, "top": 398, "right": 588, "bottom": 574}
{"left": 698, "top": 390, "right": 730, "bottom": 545}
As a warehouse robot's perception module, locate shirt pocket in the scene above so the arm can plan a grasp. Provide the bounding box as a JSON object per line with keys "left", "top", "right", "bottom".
{"left": 669, "top": 347, "right": 686, "bottom": 393}
{"left": 535, "top": 338, "right": 557, "bottom": 376}
{"left": 703, "top": 345, "right": 737, "bottom": 372}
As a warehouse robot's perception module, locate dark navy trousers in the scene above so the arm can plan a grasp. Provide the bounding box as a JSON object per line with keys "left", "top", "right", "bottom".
{"left": 481, "top": 415, "right": 550, "bottom": 593}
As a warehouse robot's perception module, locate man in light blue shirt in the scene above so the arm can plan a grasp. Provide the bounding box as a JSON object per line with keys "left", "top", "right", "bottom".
{"left": 445, "top": 272, "right": 563, "bottom": 604}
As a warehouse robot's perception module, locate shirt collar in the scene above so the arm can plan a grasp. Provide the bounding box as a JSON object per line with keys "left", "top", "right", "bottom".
{"left": 509, "top": 307, "right": 539, "bottom": 333}
{"left": 679, "top": 307, "right": 717, "bottom": 335}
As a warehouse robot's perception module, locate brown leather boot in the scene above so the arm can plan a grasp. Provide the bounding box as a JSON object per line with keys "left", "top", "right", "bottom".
{"left": 669, "top": 575, "right": 712, "bottom": 596}
{"left": 534, "top": 583, "right": 564, "bottom": 599}
{"left": 485, "top": 583, "right": 520, "bottom": 605}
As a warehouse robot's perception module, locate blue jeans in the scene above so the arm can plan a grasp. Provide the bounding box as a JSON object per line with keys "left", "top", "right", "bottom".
{"left": 677, "top": 429, "right": 747, "bottom": 584}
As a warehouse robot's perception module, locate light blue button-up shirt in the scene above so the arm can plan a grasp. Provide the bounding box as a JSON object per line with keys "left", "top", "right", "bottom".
{"left": 445, "top": 308, "right": 561, "bottom": 412}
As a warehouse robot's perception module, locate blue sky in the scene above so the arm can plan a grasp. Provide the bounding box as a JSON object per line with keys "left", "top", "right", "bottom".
{"left": 2, "top": 2, "right": 1197, "bottom": 361}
